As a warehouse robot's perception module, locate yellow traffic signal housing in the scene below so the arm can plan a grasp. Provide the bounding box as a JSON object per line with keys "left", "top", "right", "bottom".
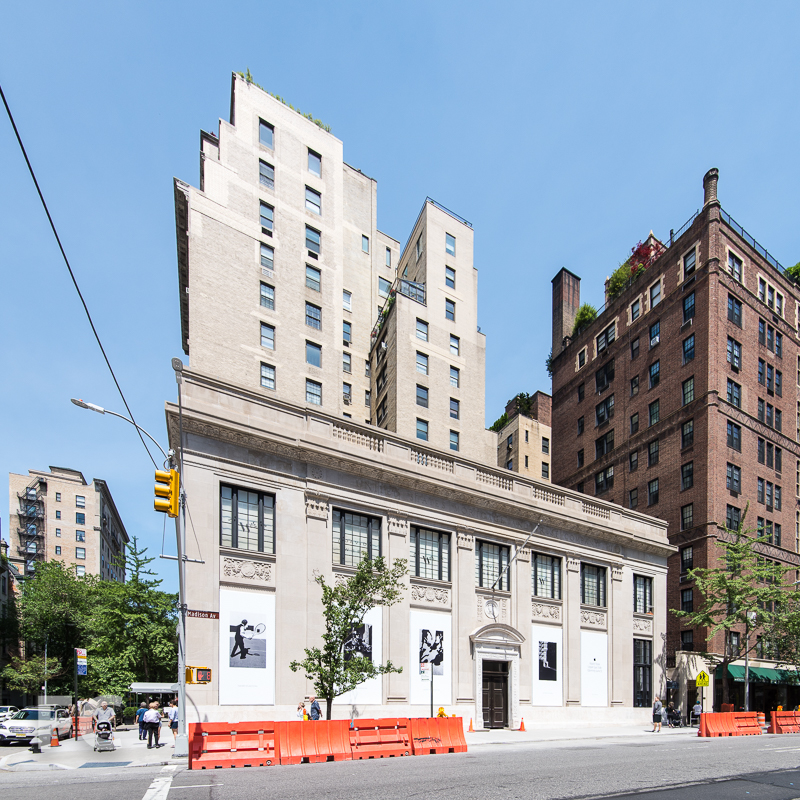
{"left": 154, "top": 469, "right": 180, "bottom": 518}
{"left": 186, "top": 666, "right": 212, "bottom": 684}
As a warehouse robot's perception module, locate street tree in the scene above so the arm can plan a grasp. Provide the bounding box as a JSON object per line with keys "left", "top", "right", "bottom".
{"left": 1, "top": 653, "right": 63, "bottom": 695}
{"left": 674, "top": 506, "right": 800, "bottom": 706}
{"left": 290, "top": 555, "right": 407, "bottom": 719}
{"left": 82, "top": 537, "right": 178, "bottom": 696}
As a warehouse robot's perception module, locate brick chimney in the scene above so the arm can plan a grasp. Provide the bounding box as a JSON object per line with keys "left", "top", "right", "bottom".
{"left": 703, "top": 168, "right": 719, "bottom": 207}
{"left": 551, "top": 268, "right": 581, "bottom": 356}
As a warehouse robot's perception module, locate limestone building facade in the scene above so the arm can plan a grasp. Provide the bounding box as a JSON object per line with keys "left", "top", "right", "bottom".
{"left": 494, "top": 392, "right": 553, "bottom": 479}
{"left": 7, "top": 467, "right": 129, "bottom": 581}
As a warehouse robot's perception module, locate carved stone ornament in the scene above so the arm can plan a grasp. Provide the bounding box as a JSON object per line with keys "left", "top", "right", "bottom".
{"left": 517, "top": 548, "right": 531, "bottom": 563}
{"left": 611, "top": 566, "right": 624, "bottom": 582}
{"left": 532, "top": 602, "right": 561, "bottom": 621}
{"left": 633, "top": 616, "right": 653, "bottom": 633}
{"left": 457, "top": 532, "right": 474, "bottom": 550}
{"left": 580, "top": 610, "right": 607, "bottom": 627}
{"left": 410, "top": 584, "right": 449, "bottom": 605}
{"left": 566, "top": 557, "right": 580, "bottom": 573}
{"left": 223, "top": 557, "right": 272, "bottom": 582}
{"left": 305, "top": 493, "right": 329, "bottom": 520}
{"left": 388, "top": 513, "right": 409, "bottom": 538}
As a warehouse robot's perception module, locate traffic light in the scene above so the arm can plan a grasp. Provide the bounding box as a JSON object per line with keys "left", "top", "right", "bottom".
{"left": 154, "top": 469, "right": 180, "bottom": 518}
{"left": 186, "top": 666, "right": 212, "bottom": 684}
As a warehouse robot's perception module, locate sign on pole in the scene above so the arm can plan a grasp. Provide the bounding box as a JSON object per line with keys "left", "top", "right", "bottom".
{"left": 419, "top": 662, "right": 431, "bottom": 682}
{"left": 695, "top": 670, "right": 710, "bottom": 687}
{"left": 76, "top": 647, "right": 87, "bottom": 676}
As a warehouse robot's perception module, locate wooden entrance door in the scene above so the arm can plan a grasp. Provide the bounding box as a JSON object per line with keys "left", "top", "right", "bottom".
{"left": 482, "top": 660, "right": 508, "bottom": 728}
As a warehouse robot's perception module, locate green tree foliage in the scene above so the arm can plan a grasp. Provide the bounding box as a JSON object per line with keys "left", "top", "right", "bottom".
{"left": 571, "top": 303, "right": 598, "bottom": 336}
{"left": 1, "top": 540, "right": 177, "bottom": 697}
{"left": 490, "top": 392, "right": 538, "bottom": 432}
{"left": 1, "top": 653, "right": 63, "bottom": 695}
{"left": 673, "top": 506, "right": 800, "bottom": 705}
{"left": 786, "top": 261, "right": 800, "bottom": 283}
{"left": 489, "top": 412, "right": 509, "bottom": 433}
{"left": 290, "top": 555, "right": 407, "bottom": 719}
{"left": 82, "top": 538, "right": 178, "bottom": 696}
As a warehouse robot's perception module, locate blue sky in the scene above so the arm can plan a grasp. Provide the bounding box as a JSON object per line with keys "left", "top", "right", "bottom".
{"left": 2, "top": 2, "right": 799, "bottom": 591}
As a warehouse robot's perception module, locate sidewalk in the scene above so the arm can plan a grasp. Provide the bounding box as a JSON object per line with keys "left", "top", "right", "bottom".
{"left": 0, "top": 727, "right": 186, "bottom": 772}
{"left": 466, "top": 722, "right": 699, "bottom": 747}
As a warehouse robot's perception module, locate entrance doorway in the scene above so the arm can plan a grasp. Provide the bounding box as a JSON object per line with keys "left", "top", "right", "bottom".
{"left": 482, "top": 660, "right": 508, "bottom": 728}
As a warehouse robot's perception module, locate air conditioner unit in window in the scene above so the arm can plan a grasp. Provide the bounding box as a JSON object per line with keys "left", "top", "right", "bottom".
{"left": 343, "top": 394, "right": 352, "bottom": 405}
{"left": 380, "top": 341, "right": 388, "bottom": 351}
{"left": 650, "top": 335, "right": 660, "bottom": 347}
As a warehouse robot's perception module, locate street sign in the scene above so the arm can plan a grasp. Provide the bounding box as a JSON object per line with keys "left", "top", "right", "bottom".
{"left": 75, "top": 648, "right": 87, "bottom": 658}
{"left": 186, "top": 666, "right": 212, "bottom": 684}
{"left": 696, "top": 670, "right": 710, "bottom": 687}
{"left": 77, "top": 664, "right": 87, "bottom": 675}
{"left": 186, "top": 610, "right": 219, "bottom": 619}
{"left": 419, "top": 662, "right": 431, "bottom": 682}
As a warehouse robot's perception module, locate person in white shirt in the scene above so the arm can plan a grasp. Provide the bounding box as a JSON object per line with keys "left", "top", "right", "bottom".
{"left": 142, "top": 702, "right": 162, "bottom": 749}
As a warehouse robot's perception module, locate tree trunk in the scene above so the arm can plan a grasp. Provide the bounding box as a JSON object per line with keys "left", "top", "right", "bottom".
{"left": 722, "top": 671, "right": 730, "bottom": 707}
{"left": 325, "top": 693, "right": 333, "bottom": 720}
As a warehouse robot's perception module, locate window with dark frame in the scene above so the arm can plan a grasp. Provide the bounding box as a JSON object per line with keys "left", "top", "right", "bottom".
{"left": 630, "top": 450, "right": 638, "bottom": 471}
{"left": 681, "top": 462, "right": 694, "bottom": 491}
{"left": 726, "top": 505, "right": 741, "bottom": 531}
{"left": 595, "top": 465, "right": 614, "bottom": 494}
{"left": 220, "top": 484, "right": 275, "bottom": 553}
{"left": 410, "top": 526, "right": 450, "bottom": 581}
{"left": 649, "top": 399, "right": 660, "bottom": 427}
{"left": 683, "top": 334, "right": 695, "bottom": 363}
{"left": 727, "top": 463, "right": 741, "bottom": 493}
{"left": 648, "top": 478, "right": 659, "bottom": 505}
{"left": 259, "top": 160, "right": 275, "bottom": 189}
{"left": 634, "top": 575, "right": 653, "bottom": 614}
{"left": 631, "top": 337, "right": 640, "bottom": 359}
{"left": 631, "top": 412, "right": 639, "bottom": 434}
{"left": 683, "top": 292, "right": 695, "bottom": 323}
{"left": 727, "top": 379, "right": 741, "bottom": 408}
{"left": 532, "top": 553, "right": 561, "bottom": 599}
{"left": 634, "top": 639, "right": 652, "bottom": 708}
{"left": 629, "top": 488, "right": 638, "bottom": 508}
{"left": 682, "top": 420, "right": 694, "bottom": 449}
{"left": 681, "top": 545, "right": 693, "bottom": 571}
{"left": 476, "top": 540, "right": 510, "bottom": 591}
{"left": 259, "top": 119, "right": 274, "bottom": 148}
{"left": 333, "top": 509, "right": 381, "bottom": 566}
{"left": 728, "top": 295, "right": 742, "bottom": 326}
{"left": 581, "top": 563, "right": 607, "bottom": 607}
{"left": 727, "top": 421, "right": 741, "bottom": 451}
{"left": 681, "top": 588, "right": 693, "bottom": 613}
{"left": 649, "top": 361, "right": 660, "bottom": 388}
{"left": 682, "top": 377, "right": 695, "bottom": 405}
{"left": 596, "top": 395, "right": 614, "bottom": 426}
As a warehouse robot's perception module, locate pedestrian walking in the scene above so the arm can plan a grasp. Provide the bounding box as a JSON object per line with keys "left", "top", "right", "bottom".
{"left": 136, "top": 702, "right": 148, "bottom": 740}
{"left": 166, "top": 701, "right": 179, "bottom": 746}
{"left": 309, "top": 695, "right": 322, "bottom": 720}
{"left": 93, "top": 701, "right": 116, "bottom": 730}
{"left": 652, "top": 696, "right": 663, "bottom": 732}
{"left": 297, "top": 701, "right": 307, "bottom": 719}
{"left": 143, "top": 702, "right": 162, "bottom": 749}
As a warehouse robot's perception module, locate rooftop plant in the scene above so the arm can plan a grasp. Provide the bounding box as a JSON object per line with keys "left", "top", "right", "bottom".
{"left": 238, "top": 68, "right": 332, "bottom": 133}
{"left": 571, "top": 303, "right": 598, "bottom": 337}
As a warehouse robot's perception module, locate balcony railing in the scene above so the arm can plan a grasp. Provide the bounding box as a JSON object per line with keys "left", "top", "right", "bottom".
{"left": 370, "top": 279, "right": 427, "bottom": 348}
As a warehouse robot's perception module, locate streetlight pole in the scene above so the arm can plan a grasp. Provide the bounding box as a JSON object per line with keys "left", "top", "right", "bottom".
{"left": 70, "top": 393, "right": 188, "bottom": 756}
{"left": 744, "top": 610, "right": 757, "bottom": 712}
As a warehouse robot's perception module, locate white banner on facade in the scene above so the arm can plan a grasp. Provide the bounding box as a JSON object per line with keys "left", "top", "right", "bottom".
{"left": 531, "top": 624, "right": 563, "bottom": 706}
{"left": 409, "top": 610, "right": 452, "bottom": 705}
{"left": 219, "top": 587, "right": 275, "bottom": 705}
{"left": 334, "top": 605, "right": 383, "bottom": 706}
{"left": 580, "top": 630, "right": 608, "bottom": 707}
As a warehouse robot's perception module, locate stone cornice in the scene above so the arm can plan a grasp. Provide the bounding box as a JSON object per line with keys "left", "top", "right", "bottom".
{"left": 166, "top": 372, "right": 674, "bottom": 559}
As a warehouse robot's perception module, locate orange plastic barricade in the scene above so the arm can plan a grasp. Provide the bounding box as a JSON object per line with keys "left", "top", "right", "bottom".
{"left": 77, "top": 715, "right": 93, "bottom": 737}
{"left": 410, "top": 718, "right": 448, "bottom": 755}
{"left": 731, "top": 712, "right": 762, "bottom": 735}
{"left": 277, "top": 720, "right": 353, "bottom": 764}
{"left": 188, "top": 721, "right": 281, "bottom": 769}
{"left": 721, "top": 703, "right": 734, "bottom": 713}
{"left": 349, "top": 718, "right": 411, "bottom": 759}
{"left": 770, "top": 711, "right": 800, "bottom": 734}
{"left": 698, "top": 713, "right": 733, "bottom": 737}
{"left": 441, "top": 717, "right": 468, "bottom": 752}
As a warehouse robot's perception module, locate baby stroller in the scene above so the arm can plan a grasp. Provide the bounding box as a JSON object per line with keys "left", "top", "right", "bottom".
{"left": 93, "top": 720, "right": 115, "bottom": 752}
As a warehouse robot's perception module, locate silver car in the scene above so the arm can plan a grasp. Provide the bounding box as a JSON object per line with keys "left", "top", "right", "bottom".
{"left": 0, "top": 708, "right": 72, "bottom": 744}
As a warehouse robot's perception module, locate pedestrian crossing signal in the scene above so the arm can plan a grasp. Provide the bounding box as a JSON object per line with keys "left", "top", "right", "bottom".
{"left": 186, "top": 666, "right": 212, "bottom": 684}
{"left": 154, "top": 469, "right": 180, "bottom": 518}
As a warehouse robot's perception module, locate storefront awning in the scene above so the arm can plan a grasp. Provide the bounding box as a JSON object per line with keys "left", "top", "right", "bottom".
{"left": 715, "top": 665, "right": 800, "bottom": 684}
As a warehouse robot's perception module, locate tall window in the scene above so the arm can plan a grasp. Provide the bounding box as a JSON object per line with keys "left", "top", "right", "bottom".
{"left": 532, "top": 554, "right": 561, "bottom": 599}
{"left": 308, "top": 149, "right": 321, "bottom": 176}
{"left": 260, "top": 202, "right": 274, "bottom": 233}
{"left": 379, "top": 277, "right": 392, "bottom": 299}
{"left": 305, "top": 303, "right": 322, "bottom": 329}
{"left": 681, "top": 545, "right": 693, "bottom": 572}
{"left": 634, "top": 639, "right": 652, "bottom": 708}
{"left": 260, "top": 282, "right": 275, "bottom": 310}
{"left": 647, "top": 478, "right": 659, "bottom": 506}
{"left": 596, "top": 395, "right": 614, "bottom": 425}
{"left": 681, "top": 503, "right": 693, "bottom": 530}
{"left": 260, "top": 243, "right": 274, "bottom": 270}
{"left": 416, "top": 385, "right": 429, "bottom": 408}
{"left": 306, "top": 379, "right": 322, "bottom": 405}
{"left": 306, "top": 341, "right": 322, "bottom": 367}
{"left": 681, "top": 588, "right": 693, "bottom": 613}
{"left": 727, "top": 379, "right": 741, "bottom": 408}
{"left": 581, "top": 564, "right": 606, "bottom": 607}
{"left": 727, "top": 463, "right": 741, "bottom": 493}
{"left": 476, "top": 541, "right": 510, "bottom": 591}
{"left": 260, "top": 323, "right": 275, "bottom": 349}
{"left": 595, "top": 465, "right": 614, "bottom": 494}
{"left": 410, "top": 527, "right": 450, "bottom": 581}
{"left": 416, "top": 352, "right": 429, "bottom": 374}
{"left": 649, "top": 400, "right": 660, "bottom": 427}
{"left": 650, "top": 281, "right": 661, "bottom": 308}
{"left": 343, "top": 290, "right": 352, "bottom": 311}
{"left": 727, "top": 421, "right": 741, "bottom": 451}
{"left": 362, "top": 235, "right": 370, "bottom": 253}
{"left": 728, "top": 295, "right": 742, "bottom": 326}
{"left": 343, "top": 321, "right": 352, "bottom": 346}
{"left": 649, "top": 321, "right": 660, "bottom": 348}
{"left": 683, "top": 292, "right": 695, "bottom": 322}
{"left": 306, "top": 226, "right": 321, "bottom": 255}
{"left": 683, "top": 249, "right": 696, "bottom": 278}
{"left": 343, "top": 352, "right": 352, "bottom": 373}
{"left": 416, "top": 419, "right": 428, "bottom": 441}
{"left": 450, "top": 366, "right": 460, "bottom": 387}
{"left": 682, "top": 376, "right": 695, "bottom": 405}
{"left": 450, "top": 398, "right": 460, "bottom": 420}
{"left": 416, "top": 319, "right": 429, "bottom": 341}
{"left": 596, "top": 360, "right": 615, "bottom": 392}
{"left": 259, "top": 160, "right": 275, "bottom": 189}
{"left": 259, "top": 119, "right": 274, "bottom": 148}
{"left": 634, "top": 575, "right": 653, "bottom": 613}
{"left": 450, "top": 335, "right": 460, "bottom": 356}
{"left": 450, "top": 431, "right": 459, "bottom": 451}
{"left": 630, "top": 413, "right": 639, "bottom": 434}
{"left": 728, "top": 252, "right": 742, "bottom": 282}
{"left": 260, "top": 363, "right": 275, "bottom": 390}
{"left": 305, "top": 186, "right": 322, "bottom": 215}
{"left": 727, "top": 337, "right": 742, "bottom": 369}
{"left": 597, "top": 322, "right": 616, "bottom": 353}
{"left": 683, "top": 335, "right": 695, "bottom": 363}
{"left": 649, "top": 361, "right": 660, "bottom": 388}
{"left": 445, "top": 233, "right": 456, "bottom": 256}
{"left": 445, "top": 266, "right": 456, "bottom": 288}
{"left": 221, "top": 485, "right": 275, "bottom": 553}
{"left": 445, "top": 298, "right": 456, "bottom": 321}
{"left": 333, "top": 509, "right": 381, "bottom": 566}
{"left": 681, "top": 462, "right": 694, "bottom": 491}
{"left": 726, "top": 505, "right": 741, "bottom": 531}
{"left": 306, "top": 265, "right": 321, "bottom": 291}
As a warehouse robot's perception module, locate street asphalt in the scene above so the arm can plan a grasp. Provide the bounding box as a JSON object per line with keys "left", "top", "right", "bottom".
{"left": 2, "top": 728, "right": 800, "bottom": 799}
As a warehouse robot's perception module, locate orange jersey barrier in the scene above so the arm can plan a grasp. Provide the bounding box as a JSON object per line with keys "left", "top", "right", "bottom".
{"left": 278, "top": 720, "right": 352, "bottom": 764}
{"left": 189, "top": 721, "right": 280, "bottom": 769}
{"left": 769, "top": 710, "right": 800, "bottom": 734}
{"left": 731, "top": 712, "right": 761, "bottom": 735}
{"left": 349, "top": 718, "right": 411, "bottom": 759}
{"left": 698, "top": 712, "right": 762, "bottom": 737}
{"left": 409, "top": 717, "right": 468, "bottom": 755}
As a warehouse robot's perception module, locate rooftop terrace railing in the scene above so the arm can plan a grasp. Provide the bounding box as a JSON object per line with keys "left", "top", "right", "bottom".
{"left": 370, "top": 278, "right": 426, "bottom": 348}
{"left": 720, "top": 208, "right": 787, "bottom": 276}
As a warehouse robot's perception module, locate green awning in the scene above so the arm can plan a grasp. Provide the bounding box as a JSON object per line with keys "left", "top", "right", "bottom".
{"left": 715, "top": 665, "right": 800, "bottom": 684}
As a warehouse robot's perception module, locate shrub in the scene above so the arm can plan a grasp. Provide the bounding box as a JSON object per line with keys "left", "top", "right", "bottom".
{"left": 786, "top": 262, "right": 800, "bottom": 283}
{"left": 571, "top": 303, "right": 598, "bottom": 336}
{"left": 489, "top": 412, "right": 509, "bottom": 433}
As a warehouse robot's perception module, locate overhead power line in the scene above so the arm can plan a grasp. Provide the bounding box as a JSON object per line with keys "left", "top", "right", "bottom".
{"left": 0, "top": 82, "right": 158, "bottom": 469}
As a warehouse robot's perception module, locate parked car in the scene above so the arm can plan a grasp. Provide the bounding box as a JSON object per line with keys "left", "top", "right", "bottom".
{"left": 0, "top": 706, "right": 19, "bottom": 721}
{"left": 0, "top": 708, "right": 72, "bottom": 745}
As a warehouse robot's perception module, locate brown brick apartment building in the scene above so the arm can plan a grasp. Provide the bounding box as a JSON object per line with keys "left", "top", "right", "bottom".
{"left": 550, "top": 169, "right": 800, "bottom": 714}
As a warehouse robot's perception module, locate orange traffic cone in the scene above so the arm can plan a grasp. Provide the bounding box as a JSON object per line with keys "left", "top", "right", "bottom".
{"left": 519, "top": 718, "right": 526, "bottom": 732}
{"left": 468, "top": 717, "right": 474, "bottom": 732}
{"left": 50, "top": 728, "right": 60, "bottom": 747}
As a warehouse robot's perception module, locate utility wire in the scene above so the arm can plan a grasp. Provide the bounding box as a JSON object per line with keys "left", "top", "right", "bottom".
{"left": 1, "top": 83, "right": 158, "bottom": 469}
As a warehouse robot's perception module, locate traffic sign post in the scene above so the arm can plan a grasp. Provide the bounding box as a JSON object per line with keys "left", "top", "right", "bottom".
{"left": 73, "top": 648, "right": 87, "bottom": 740}
{"left": 420, "top": 662, "right": 433, "bottom": 718}
{"left": 695, "top": 670, "right": 709, "bottom": 714}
